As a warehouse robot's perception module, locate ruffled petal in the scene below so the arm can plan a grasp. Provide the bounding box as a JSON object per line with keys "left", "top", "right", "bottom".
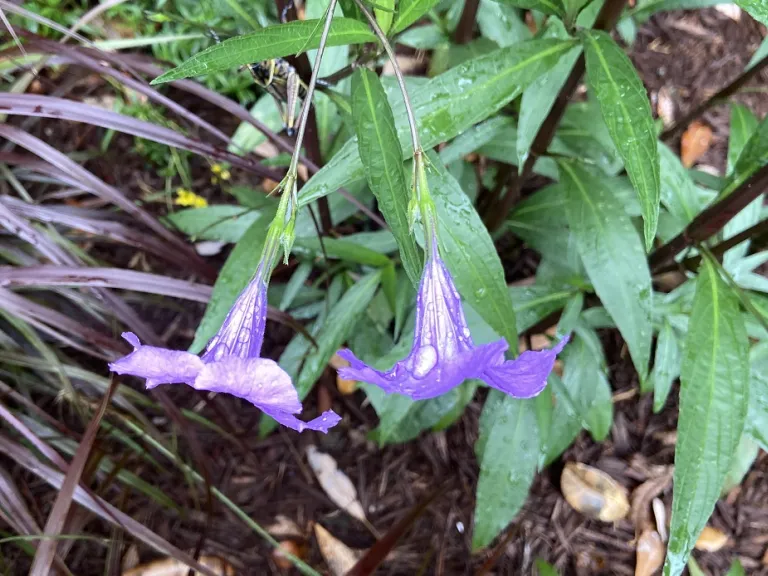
{"left": 202, "top": 266, "right": 268, "bottom": 362}
{"left": 260, "top": 407, "right": 341, "bottom": 433}
{"left": 481, "top": 336, "right": 569, "bottom": 398}
{"left": 109, "top": 332, "right": 204, "bottom": 388}
{"left": 193, "top": 357, "right": 302, "bottom": 413}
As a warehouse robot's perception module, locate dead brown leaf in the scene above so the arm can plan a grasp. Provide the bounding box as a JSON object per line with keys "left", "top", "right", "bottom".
{"left": 681, "top": 121, "right": 713, "bottom": 168}
{"left": 306, "top": 446, "right": 367, "bottom": 523}
{"left": 561, "top": 462, "right": 630, "bottom": 522}
{"left": 121, "top": 556, "right": 234, "bottom": 576}
{"left": 695, "top": 526, "right": 729, "bottom": 552}
{"left": 635, "top": 530, "right": 665, "bottom": 576}
{"left": 656, "top": 87, "right": 675, "bottom": 127}
{"left": 314, "top": 523, "right": 361, "bottom": 576}
{"left": 630, "top": 468, "right": 673, "bottom": 533}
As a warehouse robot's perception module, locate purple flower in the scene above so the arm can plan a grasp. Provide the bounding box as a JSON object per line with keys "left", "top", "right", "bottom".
{"left": 337, "top": 242, "right": 568, "bottom": 401}
{"left": 109, "top": 266, "right": 340, "bottom": 433}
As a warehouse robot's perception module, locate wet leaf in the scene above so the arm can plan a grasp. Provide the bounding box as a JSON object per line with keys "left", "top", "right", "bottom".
{"left": 561, "top": 161, "right": 653, "bottom": 381}
{"left": 351, "top": 69, "right": 421, "bottom": 285}
{"left": 561, "top": 462, "right": 630, "bottom": 522}
{"left": 665, "top": 259, "right": 749, "bottom": 576}
{"left": 582, "top": 29, "right": 660, "bottom": 250}
{"left": 121, "top": 556, "right": 235, "bottom": 576}
{"left": 497, "top": 0, "right": 566, "bottom": 17}
{"left": 694, "top": 526, "right": 729, "bottom": 552}
{"left": 314, "top": 524, "right": 360, "bottom": 575}
{"left": 735, "top": 0, "right": 768, "bottom": 26}
{"left": 635, "top": 530, "right": 665, "bottom": 576}
{"left": 152, "top": 19, "right": 377, "bottom": 83}
{"left": 649, "top": 322, "right": 681, "bottom": 410}
{"left": 680, "top": 121, "right": 713, "bottom": 168}
{"left": 392, "top": 0, "right": 441, "bottom": 33}
{"left": 306, "top": 446, "right": 367, "bottom": 523}
{"left": 473, "top": 392, "right": 540, "bottom": 550}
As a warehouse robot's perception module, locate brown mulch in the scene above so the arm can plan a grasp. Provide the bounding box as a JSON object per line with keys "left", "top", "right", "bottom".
{"left": 4, "top": 7, "right": 768, "bottom": 576}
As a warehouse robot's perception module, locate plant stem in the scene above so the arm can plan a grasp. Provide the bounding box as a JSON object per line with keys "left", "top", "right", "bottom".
{"left": 454, "top": 0, "right": 480, "bottom": 44}
{"left": 661, "top": 54, "right": 768, "bottom": 141}
{"left": 484, "top": 0, "right": 629, "bottom": 233}
{"left": 649, "top": 163, "right": 768, "bottom": 272}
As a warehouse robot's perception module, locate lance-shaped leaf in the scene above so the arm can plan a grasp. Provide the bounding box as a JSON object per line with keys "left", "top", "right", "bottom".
{"left": 473, "top": 392, "right": 539, "bottom": 550}
{"left": 664, "top": 259, "right": 749, "bottom": 576}
{"left": 497, "top": 0, "right": 565, "bottom": 17}
{"left": 299, "top": 38, "right": 577, "bottom": 207}
{"left": 152, "top": 19, "right": 377, "bottom": 84}
{"left": 352, "top": 69, "right": 422, "bottom": 285}
{"left": 561, "top": 161, "right": 652, "bottom": 381}
{"left": 581, "top": 30, "right": 660, "bottom": 251}
{"left": 392, "top": 0, "right": 441, "bottom": 33}
{"left": 735, "top": 0, "right": 768, "bottom": 26}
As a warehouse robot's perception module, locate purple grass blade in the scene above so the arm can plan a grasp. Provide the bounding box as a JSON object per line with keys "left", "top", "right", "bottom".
{"left": 0, "top": 0, "right": 91, "bottom": 45}
{"left": 0, "top": 435, "right": 223, "bottom": 576}
{"left": 0, "top": 93, "right": 283, "bottom": 180}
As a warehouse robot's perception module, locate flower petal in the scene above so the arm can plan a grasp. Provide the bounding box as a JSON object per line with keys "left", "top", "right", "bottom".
{"left": 202, "top": 266, "right": 267, "bottom": 362}
{"left": 482, "top": 336, "right": 570, "bottom": 398}
{"left": 193, "top": 356, "right": 302, "bottom": 413}
{"left": 259, "top": 407, "right": 341, "bottom": 433}
{"left": 109, "top": 332, "right": 203, "bottom": 388}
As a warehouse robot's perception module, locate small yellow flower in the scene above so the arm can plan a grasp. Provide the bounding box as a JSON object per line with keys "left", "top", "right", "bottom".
{"left": 210, "top": 163, "right": 231, "bottom": 184}
{"left": 174, "top": 188, "right": 208, "bottom": 208}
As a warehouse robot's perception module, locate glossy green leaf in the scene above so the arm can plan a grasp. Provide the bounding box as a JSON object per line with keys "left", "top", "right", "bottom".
{"left": 561, "top": 161, "right": 652, "bottom": 380}
{"left": 439, "top": 116, "right": 513, "bottom": 165}
{"left": 229, "top": 94, "right": 284, "bottom": 155}
{"left": 517, "top": 20, "right": 581, "bottom": 168}
{"left": 428, "top": 152, "right": 517, "bottom": 344}
{"left": 298, "top": 38, "right": 577, "bottom": 207}
{"left": 658, "top": 142, "right": 703, "bottom": 230}
{"left": 721, "top": 434, "right": 759, "bottom": 495}
{"left": 664, "top": 259, "right": 749, "bottom": 576}
{"left": 189, "top": 214, "right": 273, "bottom": 354}
{"left": 351, "top": 69, "right": 422, "bottom": 285}
{"left": 557, "top": 99, "right": 624, "bottom": 176}
{"left": 650, "top": 321, "right": 681, "bottom": 410}
{"left": 392, "top": 0, "right": 441, "bottom": 33}
{"left": 375, "top": 0, "right": 395, "bottom": 34}
{"left": 473, "top": 392, "right": 539, "bottom": 550}
{"left": 496, "top": 0, "right": 566, "bottom": 17}
{"left": 630, "top": 0, "right": 723, "bottom": 19}
{"left": 507, "top": 183, "right": 570, "bottom": 263}
{"left": 542, "top": 374, "right": 581, "bottom": 466}
{"left": 736, "top": 0, "right": 768, "bottom": 26}
{"left": 166, "top": 206, "right": 262, "bottom": 243}
{"left": 511, "top": 283, "right": 577, "bottom": 333}
{"left": 727, "top": 103, "right": 759, "bottom": 175}
{"left": 723, "top": 112, "right": 768, "bottom": 197}
{"left": 293, "top": 236, "right": 391, "bottom": 267}
{"left": 581, "top": 30, "right": 660, "bottom": 251}
{"left": 152, "top": 19, "right": 377, "bottom": 84}
{"left": 476, "top": 0, "right": 531, "bottom": 47}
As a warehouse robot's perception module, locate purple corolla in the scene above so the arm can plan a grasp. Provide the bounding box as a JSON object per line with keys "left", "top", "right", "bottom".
{"left": 337, "top": 238, "right": 568, "bottom": 401}
{"left": 110, "top": 265, "right": 340, "bottom": 433}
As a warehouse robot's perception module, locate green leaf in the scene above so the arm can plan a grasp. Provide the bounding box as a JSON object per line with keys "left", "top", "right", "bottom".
{"left": 649, "top": 321, "right": 681, "bottom": 410}
{"left": 581, "top": 30, "right": 660, "bottom": 251}
{"left": 725, "top": 559, "right": 747, "bottom": 576}
{"left": 392, "top": 0, "right": 441, "bottom": 34}
{"left": 561, "top": 161, "right": 652, "bottom": 380}
{"left": 496, "top": 0, "right": 566, "bottom": 17}
{"left": 152, "top": 19, "right": 377, "bottom": 84}
{"left": 534, "top": 559, "right": 559, "bottom": 576}
{"left": 507, "top": 183, "right": 570, "bottom": 263}
{"left": 439, "top": 117, "right": 513, "bottom": 165}
{"left": 664, "top": 259, "right": 749, "bottom": 576}
{"left": 229, "top": 94, "right": 284, "bottom": 155}
{"left": 517, "top": 20, "right": 581, "bottom": 168}
{"left": 189, "top": 214, "right": 273, "bottom": 354}
{"left": 736, "top": 0, "right": 768, "bottom": 26}
{"left": 511, "top": 283, "right": 577, "bottom": 333}
{"left": 351, "top": 69, "right": 422, "bottom": 285}
{"left": 166, "top": 206, "right": 262, "bottom": 243}
{"left": 629, "top": 0, "right": 723, "bottom": 19}
{"left": 477, "top": 0, "right": 532, "bottom": 47}
{"left": 473, "top": 392, "right": 539, "bottom": 550}
{"left": 727, "top": 103, "right": 759, "bottom": 175}
{"left": 747, "top": 342, "right": 768, "bottom": 450}
{"left": 375, "top": 0, "right": 395, "bottom": 34}
{"left": 658, "top": 142, "right": 703, "bottom": 229}
{"left": 293, "top": 236, "right": 392, "bottom": 267}
{"left": 723, "top": 112, "right": 768, "bottom": 197}
{"left": 721, "top": 434, "right": 759, "bottom": 495}
{"left": 427, "top": 152, "right": 517, "bottom": 344}
{"left": 298, "top": 38, "right": 577, "bottom": 207}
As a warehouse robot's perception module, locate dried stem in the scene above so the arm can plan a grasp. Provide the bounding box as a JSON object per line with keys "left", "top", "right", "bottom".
{"left": 484, "top": 0, "right": 629, "bottom": 233}
{"left": 661, "top": 54, "right": 768, "bottom": 141}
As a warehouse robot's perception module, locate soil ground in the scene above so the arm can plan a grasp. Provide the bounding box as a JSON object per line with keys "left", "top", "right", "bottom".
{"left": 4, "top": 6, "right": 768, "bottom": 576}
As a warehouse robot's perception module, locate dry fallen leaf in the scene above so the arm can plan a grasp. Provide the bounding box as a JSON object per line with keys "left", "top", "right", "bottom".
{"left": 331, "top": 354, "right": 358, "bottom": 395}
{"left": 715, "top": 3, "right": 741, "bottom": 20}
{"left": 652, "top": 498, "right": 667, "bottom": 542}
{"left": 561, "top": 462, "right": 630, "bottom": 522}
{"left": 273, "top": 540, "right": 307, "bottom": 571}
{"left": 306, "top": 445, "right": 367, "bottom": 523}
{"left": 656, "top": 87, "right": 675, "bottom": 127}
{"left": 314, "top": 523, "right": 361, "bottom": 576}
{"left": 630, "top": 468, "right": 673, "bottom": 533}
{"left": 695, "top": 526, "right": 729, "bottom": 552}
{"left": 122, "top": 556, "right": 234, "bottom": 576}
{"left": 267, "top": 514, "right": 304, "bottom": 538}
{"left": 635, "top": 529, "right": 665, "bottom": 576}
{"left": 681, "top": 121, "right": 713, "bottom": 168}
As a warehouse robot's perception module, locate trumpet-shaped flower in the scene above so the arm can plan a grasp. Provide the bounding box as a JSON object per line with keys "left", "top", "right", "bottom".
{"left": 337, "top": 240, "right": 567, "bottom": 401}
{"left": 110, "top": 266, "right": 340, "bottom": 433}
